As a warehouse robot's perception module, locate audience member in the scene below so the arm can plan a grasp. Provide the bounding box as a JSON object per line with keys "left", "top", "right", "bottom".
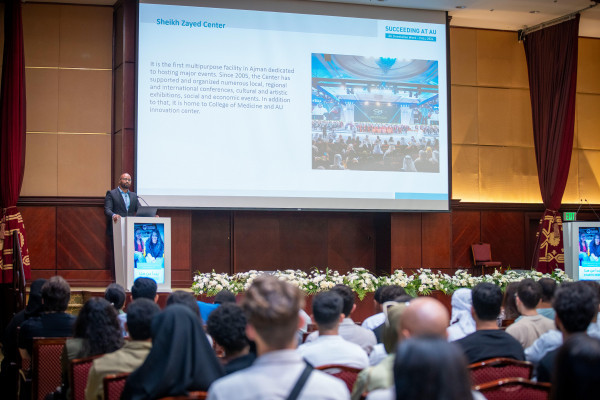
{"left": 400, "top": 297, "right": 449, "bottom": 339}
{"left": 60, "top": 297, "right": 124, "bottom": 399}
{"left": 85, "top": 299, "right": 160, "bottom": 400}
{"left": 536, "top": 278, "right": 557, "bottom": 320}
{"left": 537, "top": 281, "right": 599, "bottom": 382}
{"left": 167, "top": 290, "right": 202, "bottom": 319}
{"left": 368, "top": 295, "right": 413, "bottom": 366}
{"left": 370, "top": 286, "right": 408, "bottom": 342}
{"left": 361, "top": 286, "right": 389, "bottom": 330}
{"left": 206, "top": 303, "right": 257, "bottom": 375}
{"left": 298, "top": 291, "right": 369, "bottom": 369}
{"left": 197, "top": 289, "right": 234, "bottom": 323}
{"left": 18, "top": 276, "right": 75, "bottom": 359}
{"left": 131, "top": 277, "right": 158, "bottom": 302}
{"left": 305, "top": 284, "right": 377, "bottom": 354}
{"left": 501, "top": 281, "right": 520, "bottom": 321}
{"left": 455, "top": 282, "right": 524, "bottom": 364}
{"left": 352, "top": 300, "right": 410, "bottom": 400}
{"left": 214, "top": 289, "right": 236, "bottom": 304}
{"left": 1, "top": 278, "right": 46, "bottom": 399}
{"left": 122, "top": 305, "right": 224, "bottom": 400}
{"left": 551, "top": 334, "right": 600, "bottom": 400}
{"left": 506, "top": 279, "right": 555, "bottom": 348}
{"left": 208, "top": 276, "right": 349, "bottom": 399}
{"left": 365, "top": 338, "right": 483, "bottom": 400}
{"left": 446, "top": 288, "right": 476, "bottom": 342}
{"left": 105, "top": 283, "right": 127, "bottom": 335}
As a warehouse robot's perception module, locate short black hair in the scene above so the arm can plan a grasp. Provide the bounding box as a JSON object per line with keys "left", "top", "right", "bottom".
{"left": 42, "top": 276, "right": 71, "bottom": 312}
{"left": 538, "top": 278, "right": 557, "bottom": 303}
{"left": 214, "top": 290, "right": 236, "bottom": 304}
{"left": 206, "top": 303, "right": 249, "bottom": 354}
{"left": 553, "top": 282, "right": 598, "bottom": 334}
{"left": 127, "top": 298, "right": 160, "bottom": 340}
{"left": 105, "top": 283, "right": 126, "bottom": 310}
{"left": 166, "top": 291, "right": 201, "bottom": 320}
{"left": 380, "top": 285, "right": 407, "bottom": 303}
{"left": 331, "top": 284, "right": 355, "bottom": 317}
{"left": 131, "top": 277, "right": 157, "bottom": 301}
{"left": 312, "top": 291, "right": 343, "bottom": 330}
{"left": 553, "top": 334, "right": 600, "bottom": 400}
{"left": 374, "top": 286, "right": 389, "bottom": 304}
{"left": 517, "top": 278, "right": 542, "bottom": 309}
{"left": 471, "top": 282, "right": 503, "bottom": 321}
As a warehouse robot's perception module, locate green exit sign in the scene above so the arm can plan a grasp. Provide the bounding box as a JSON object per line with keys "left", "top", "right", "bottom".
{"left": 563, "top": 212, "right": 577, "bottom": 221}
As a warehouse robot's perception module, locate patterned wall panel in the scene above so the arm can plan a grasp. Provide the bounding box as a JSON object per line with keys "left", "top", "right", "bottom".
{"left": 191, "top": 211, "right": 232, "bottom": 276}
{"left": 20, "top": 207, "right": 57, "bottom": 270}
{"left": 421, "top": 213, "right": 452, "bottom": 268}
{"left": 391, "top": 213, "right": 421, "bottom": 270}
{"left": 481, "top": 211, "right": 526, "bottom": 268}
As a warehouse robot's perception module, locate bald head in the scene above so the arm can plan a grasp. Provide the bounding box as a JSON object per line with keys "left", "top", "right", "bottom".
{"left": 400, "top": 297, "right": 449, "bottom": 339}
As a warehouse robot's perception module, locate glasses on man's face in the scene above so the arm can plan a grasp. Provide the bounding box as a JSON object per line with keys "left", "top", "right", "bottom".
{"left": 121, "top": 178, "right": 131, "bottom": 182}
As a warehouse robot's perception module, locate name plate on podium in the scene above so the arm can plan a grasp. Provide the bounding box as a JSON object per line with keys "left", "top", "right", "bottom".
{"left": 113, "top": 217, "right": 172, "bottom": 292}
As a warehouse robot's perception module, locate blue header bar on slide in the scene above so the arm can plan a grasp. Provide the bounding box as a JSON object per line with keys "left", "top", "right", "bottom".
{"left": 140, "top": 4, "right": 378, "bottom": 37}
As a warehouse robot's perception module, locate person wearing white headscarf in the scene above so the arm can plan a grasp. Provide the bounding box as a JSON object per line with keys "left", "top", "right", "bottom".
{"left": 447, "top": 288, "right": 476, "bottom": 342}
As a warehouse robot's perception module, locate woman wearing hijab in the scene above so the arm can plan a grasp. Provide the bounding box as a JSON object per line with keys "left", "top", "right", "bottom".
{"left": 446, "top": 288, "right": 476, "bottom": 342}
{"left": 121, "top": 305, "right": 224, "bottom": 400}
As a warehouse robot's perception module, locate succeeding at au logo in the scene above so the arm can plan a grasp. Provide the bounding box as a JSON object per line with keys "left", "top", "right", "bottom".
{"left": 384, "top": 25, "right": 437, "bottom": 42}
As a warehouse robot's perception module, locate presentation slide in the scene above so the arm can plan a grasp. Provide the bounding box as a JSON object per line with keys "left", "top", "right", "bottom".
{"left": 579, "top": 227, "right": 600, "bottom": 280}
{"left": 136, "top": 0, "right": 449, "bottom": 211}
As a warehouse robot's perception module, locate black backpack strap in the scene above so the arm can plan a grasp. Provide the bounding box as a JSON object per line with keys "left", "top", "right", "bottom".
{"left": 287, "top": 362, "right": 314, "bottom": 400}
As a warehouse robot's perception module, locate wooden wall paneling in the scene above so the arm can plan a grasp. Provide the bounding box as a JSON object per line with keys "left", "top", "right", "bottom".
{"left": 279, "top": 212, "right": 328, "bottom": 269}
{"left": 452, "top": 211, "right": 481, "bottom": 269}
{"left": 20, "top": 206, "right": 57, "bottom": 270}
{"left": 326, "top": 213, "right": 375, "bottom": 274}
{"left": 233, "top": 212, "right": 281, "bottom": 272}
{"left": 421, "top": 213, "right": 452, "bottom": 269}
{"left": 56, "top": 206, "right": 110, "bottom": 270}
{"left": 373, "top": 213, "right": 391, "bottom": 275}
{"left": 30, "top": 270, "right": 58, "bottom": 280}
{"left": 481, "top": 211, "right": 526, "bottom": 268}
{"left": 59, "top": 270, "right": 113, "bottom": 286}
{"left": 524, "top": 211, "right": 544, "bottom": 270}
{"left": 157, "top": 209, "right": 191, "bottom": 286}
{"left": 390, "top": 213, "right": 422, "bottom": 271}
{"left": 191, "top": 211, "right": 232, "bottom": 275}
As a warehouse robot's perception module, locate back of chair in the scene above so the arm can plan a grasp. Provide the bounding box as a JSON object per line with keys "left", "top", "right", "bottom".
{"left": 469, "top": 357, "right": 533, "bottom": 386}
{"left": 70, "top": 355, "right": 101, "bottom": 400}
{"left": 103, "top": 373, "right": 130, "bottom": 400}
{"left": 316, "top": 364, "right": 362, "bottom": 393}
{"left": 474, "top": 377, "right": 551, "bottom": 400}
{"left": 472, "top": 243, "right": 492, "bottom": 263}
{"left": 32, "top": 337, "right": 68, "bottom": 400}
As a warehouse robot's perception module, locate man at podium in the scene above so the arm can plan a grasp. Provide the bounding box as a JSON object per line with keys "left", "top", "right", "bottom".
{"left": 104, "top": 173, "right": 139, "bottom": 235}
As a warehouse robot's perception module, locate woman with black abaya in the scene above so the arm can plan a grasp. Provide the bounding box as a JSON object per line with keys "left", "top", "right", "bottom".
{"left": 121, "top": 304, "right": 224, "bottom": 400}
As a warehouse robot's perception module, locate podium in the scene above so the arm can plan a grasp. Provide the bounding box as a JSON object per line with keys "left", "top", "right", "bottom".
{"left": 113, "top": 217, "right": 172, "bottom": 292}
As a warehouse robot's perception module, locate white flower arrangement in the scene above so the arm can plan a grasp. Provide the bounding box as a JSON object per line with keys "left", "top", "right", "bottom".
{"left": 191, "top": 267, "right": 571, "bottom": 298}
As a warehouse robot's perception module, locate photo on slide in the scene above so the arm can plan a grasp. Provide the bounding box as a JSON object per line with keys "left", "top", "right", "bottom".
{"left": 311, "top": 53, "right": 440, "bottom": 173}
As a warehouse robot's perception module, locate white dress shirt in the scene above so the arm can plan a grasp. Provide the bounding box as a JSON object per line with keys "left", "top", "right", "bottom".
{"left": 297, "top": 335, "right": 369, "bottom": 369}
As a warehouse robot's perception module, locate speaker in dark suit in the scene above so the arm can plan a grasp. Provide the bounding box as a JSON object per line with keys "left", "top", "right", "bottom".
{"left": 104, "top": 173, "right": 139, "bottom": 236}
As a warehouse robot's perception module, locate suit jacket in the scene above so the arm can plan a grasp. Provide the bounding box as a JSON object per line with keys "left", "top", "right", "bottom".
{"left": 105, "top": 188, "right": 139, "bottom": 234}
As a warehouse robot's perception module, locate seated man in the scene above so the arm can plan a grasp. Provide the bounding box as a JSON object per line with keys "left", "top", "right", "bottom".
{"left": 360, "top": 285, "right": 388, "bottom": 330}
{"left": 85, "top": 298, "right": 160, "bottom": 400}
{"left": 506, "top": 279, "right": 555, "bottom": 348}
{"left": 400, "top": 297, "right": 450, "bottom": 339}
{"left": 537, "top": 281, "right": 599, "bottom": 383}
{"left": 131, "top": 277, "right": 158, "bottom": 302}
{"left": 208, "top": 276, "right": 349, "bottom": 399}
{"left": 297, "top": 291, "right": 368, "bottom": 369}
{"left": 369, "top": 286, "right": 407, "bottom": 343}
{"left": 207, "top": 303, "right": 257, "bottom": 375}
{"left": 305, "top": 284, "right": 377, "bottom": 355}
{"left": 456, "top": 282, "right": 525, "bottom": 364}
{"left": 18, "top": 276, "right": 75, "bottom": 360}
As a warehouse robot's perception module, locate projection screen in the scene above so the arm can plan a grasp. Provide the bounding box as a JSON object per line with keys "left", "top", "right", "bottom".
{"left": 136, "top": 0, "right": 450, "bottom": 211}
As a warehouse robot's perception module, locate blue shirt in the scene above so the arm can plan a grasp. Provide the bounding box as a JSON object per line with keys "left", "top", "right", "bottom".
{"left": 118, "top": 186, "right": 130, "bottom": 211}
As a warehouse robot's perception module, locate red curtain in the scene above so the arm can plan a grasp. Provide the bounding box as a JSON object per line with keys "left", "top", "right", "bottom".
{"left": 0, "top": 0, "right": 30, "bottom": 283}
{"left": 523, "top": 15, "right": 579, "bottom": 273}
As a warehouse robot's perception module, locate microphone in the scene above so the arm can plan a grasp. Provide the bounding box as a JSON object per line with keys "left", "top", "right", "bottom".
{"left": 138, "top": 195, "right": 150, "bottom": 206}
